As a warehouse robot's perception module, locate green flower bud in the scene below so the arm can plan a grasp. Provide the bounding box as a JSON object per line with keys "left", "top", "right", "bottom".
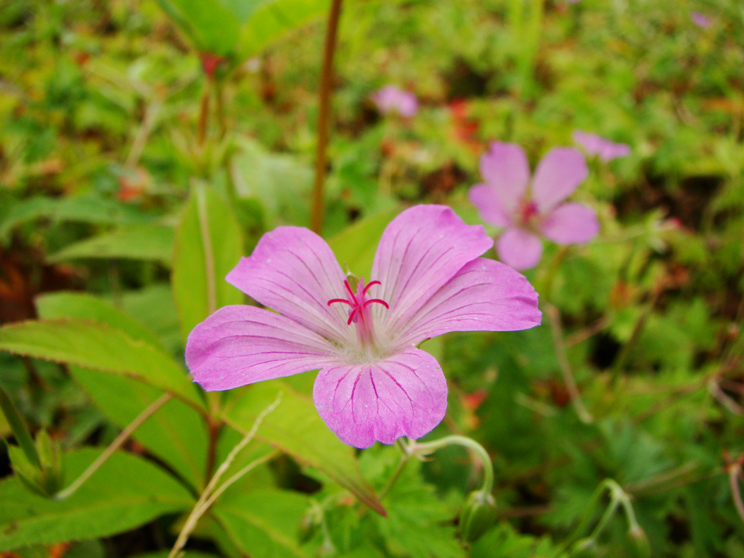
{"left": 459, "top": 490, "right": 496, "bottom": 543}
{"left": 570, "top": 538, "right": 599, "bottom": 557}
{"left": 8, "top": 430, "right": 64, "bottom": 498}
{"left": 297, "top": 513, "right": 319, "bottom": 544}
{"left": 628, "top": 526, "right": 650, "bottom": 558}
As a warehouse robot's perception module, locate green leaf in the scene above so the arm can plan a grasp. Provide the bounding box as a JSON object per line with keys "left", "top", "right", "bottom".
{"left": 35, "top": 292, "right": 165, "bottom": 352}
{"left": 119, "top": 285, "right": 182, "bottom": 354}
{"left": 47, "top": 225, "right": 175, "bottom": 264}
{"left": 212, "top": 489, "right": 310, "bottom": 558}
{"left": 0, "top": 196, "right": 152, "bottom": 243}
{"left": 327, "top": 208, "right": 399, "bottom": 279}
{"left": 0, "top": 448, "right": 193, "bottom": 551}
{"left": 222, "top": 382, "right": 385, "bottom": 516}
{"left": 69, "top": 366, "right": 208, "bottom": 492}
{"left": 236, "top": 0, "right": 330, "bottom": 60}
{"left": 0, "top": 320, "right": 204, "bottom": 410}
{"left": 154, "top": 0, "right": 240, "bottom": 56}
{"left": 172, "top": 184, "right": 244, "bottom": 343}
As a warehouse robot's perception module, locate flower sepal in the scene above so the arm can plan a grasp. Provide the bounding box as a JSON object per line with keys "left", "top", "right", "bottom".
{"left": 459, "top": 489, "right": 497, "bottom": 543}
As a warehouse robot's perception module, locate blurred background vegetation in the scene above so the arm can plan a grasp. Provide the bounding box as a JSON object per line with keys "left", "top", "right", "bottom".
{"left": 0, "top": 0, "right": 743, "bottom": 557}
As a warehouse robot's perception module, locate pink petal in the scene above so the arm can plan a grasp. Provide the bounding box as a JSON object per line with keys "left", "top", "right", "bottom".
{"left": 540, "top": 203, "right": 599, "bottom": 245}
{"left": 531, "top": 147, "right": 588, "bottom": 212}
{"left": 496, "top": 228, "right": 543, "bottom": 270}
{"left": 398, "top": 258, "right": 541, "bottom": 345}
{"left": 371, "top": 205, "right": 493, "bottom": 336}
{"left": 479, "top": 142, "right": 530, "bottom": 214}
{"left": 186, "top": 305, "right": 342, "bottom": 391}
{"left": 226, "top": 227, "right": 353, "bottom": 346}
{"left": 468, "top": 183, "right": 513, "bottom": 227}
{"left": 313, "top": 347, "right": 447, "bottom": 448}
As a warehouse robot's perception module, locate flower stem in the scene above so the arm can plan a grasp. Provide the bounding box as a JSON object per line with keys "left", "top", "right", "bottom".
{"left": 168, "top": 392, "right": 282, "bottom": 558}
{"left": 729, "top": 463, "right": 744, "bottom": 525}
{"left": 310, "top": 0, "right": 343, "bottom": 235}
{"left": 410, "top": 435, "right": 494, "bottom": 495}
{"left": 545, "top": 304, "right": 593, "bottom": 424}
{"left": 55, "top": 393, "right": 172, "bottom": 500}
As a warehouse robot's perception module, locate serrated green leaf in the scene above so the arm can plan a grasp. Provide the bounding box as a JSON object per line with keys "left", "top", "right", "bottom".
{"left": 36, "top": 292, "right": 165, "bottom": 352}
{"left": 222, "top": 382, "right": 385, "bottom": 516}
{"left": 0, "top": 448, "right": 193, "bottom": 551}
{"left": 0, "top": 320, "right": 204, "bottom": 411}
{"left": 212, "top": 489, "right": 310, "bottom": 558}
{"left": 47, "top": 225, "right": 175, "bottom": 264}
{"left": 172, "top": 184, "right": 244, "bottom": 344}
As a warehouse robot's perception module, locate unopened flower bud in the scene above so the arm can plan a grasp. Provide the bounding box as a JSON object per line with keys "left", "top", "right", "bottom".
{"left": 628, "top": 526, "right": 650, "bottom": 558}
{"left": 8, "top": 430, "right": 64, "bottom": 498}
{"left": 297, "top": 513, "right": 319, "bottom": 544}
{"left": 571, "top": 538, "right": 599, "bottom": 557}
{"left": 459, "top": 490, "right": 496, "bottom": 543}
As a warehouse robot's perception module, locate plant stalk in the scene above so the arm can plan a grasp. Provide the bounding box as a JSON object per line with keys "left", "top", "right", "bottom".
{"left": 311, "top": 0, "right": 343, "bottom": 235}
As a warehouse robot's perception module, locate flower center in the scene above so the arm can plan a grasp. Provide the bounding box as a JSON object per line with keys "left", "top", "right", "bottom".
{"left": 328, "top": 278, "right": 388, "bottom": 349}
{"left": 519, "top": 200, "right": 539, "bottom": 228}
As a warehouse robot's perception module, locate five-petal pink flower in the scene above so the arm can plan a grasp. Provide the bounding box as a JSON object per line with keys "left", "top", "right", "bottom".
{"left": 371, "top": 85, "right": 418, "bottom": 118}
{"left": 469, "top": 142, "right": 599, "bottom": 271}
{"left": 573, "top": 130, "right": 631, "bottom": 162}
{"left": 186, "top": 205, "right": 541, "bottom": 448}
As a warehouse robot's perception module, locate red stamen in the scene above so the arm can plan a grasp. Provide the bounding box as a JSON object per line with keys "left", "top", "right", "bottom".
{"left": 363, "top": 280, "right": 382, "bottom": 295}
{"left": 327, "top": 298, "right": 352, "bottom": 306}
{"left": 364, "top": 299, "right": 389, "bottom": 309}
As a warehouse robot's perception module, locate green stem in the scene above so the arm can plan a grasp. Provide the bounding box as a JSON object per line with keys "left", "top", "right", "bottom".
{"left": 310, "top": 0, "right": 343, "bottom": 235}
{"left": 0, "top": 387, "right": 41, "bottom": 469}
{"left": 545, "top": 304, "right": 593, "bottom": 424}
{"left": 411, "top": 435, "right": 494, "bottom": 494}
{"left": 56, "top": 393, "right": 172, "bottom": 500}
{"left": 168, "top": 392, "right": 282, "bottom": 558}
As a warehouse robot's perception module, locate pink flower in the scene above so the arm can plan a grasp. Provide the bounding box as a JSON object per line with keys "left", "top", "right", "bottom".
{"left": 469, "top": 142, "right": 599, "bottom": 271}
{"left": 370, "top": 85, "right": 418, "bottom": 118}
{"left": 691, "top": 12, "right": 711, "bottom": 28}
{"left": 186, "top": 205, "right": 541, "bottom": 448}
{"left": 572, "top": 131, "right": 631, "bottom": 162}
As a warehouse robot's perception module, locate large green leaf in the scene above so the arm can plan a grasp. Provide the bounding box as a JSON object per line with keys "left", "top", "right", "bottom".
{"left": 222, "top": 382, "right": 385, "bottom": 516}
{"left": 0, "top": 320, "right": 204, "bottom": 410}
{"left": 0, "top": 448, "right": 193, "bottom": 551}
{"left": 327, "top": 208, "right": 399, "bottom": 278}
{"left": 212, "top": 489, "right": 310, "bottom": 558}
{"left": 36, "top": 292, "right": 165, "bottom": 351}
{"left": 47, "top": 225, "right": 175, "bottom": 264}
{"left": 172, "top": 184, "right": 244, "bottom": 343}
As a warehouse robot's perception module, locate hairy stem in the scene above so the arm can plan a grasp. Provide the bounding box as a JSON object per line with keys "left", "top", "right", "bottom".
{"left": 310, "top": 0, "right": 343, "bottom": 234}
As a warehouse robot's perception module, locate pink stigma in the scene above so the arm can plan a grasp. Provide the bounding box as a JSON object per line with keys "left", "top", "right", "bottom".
{"left": 328, "top": 279, "right": 389, "bottom": 325}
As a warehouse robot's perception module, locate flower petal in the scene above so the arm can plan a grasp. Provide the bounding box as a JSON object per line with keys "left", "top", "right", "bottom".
{"left": 226, "top": 227, "right": 353, "bottom": 345}
{"left": 186, "top": 305, "right": 343, "bottom": 391}
{"left": 531, "top": 147, "right": 588, "bottom": 212}
{"left": 540, "top": 203, "right": 599, "bottom": 245}
{"left": 371, "top": 205, "right": 493, "bottom": 336}
{"left": 468, "top": 183, "right": 513, "bottom": 227}
{"left": 479, "top": 142, "right": 530, "bottom": 214}
{"left": 313, "top": 347, "right": 447, "bottom": 448}
{"left": 397, "top": 258, "right": 541, "bottom": 346}
{"left": 496, "top": 228, "right": 543, "bottom": 270}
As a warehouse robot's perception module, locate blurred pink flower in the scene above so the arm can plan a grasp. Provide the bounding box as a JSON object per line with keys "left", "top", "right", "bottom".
{"left": 371, "top": 85, "right": 418, "bottom": 117}
{"left": 186, "top": 205, "right": 541, "bottom": 448}
{"left": 691, "top": 12, "right": 711, "bottom": 28}
{"left": 573, "top": 130, "right": 631, "bottom": 162}
{"left": 469, "top": 142, "right": 599, "bottom": 270}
